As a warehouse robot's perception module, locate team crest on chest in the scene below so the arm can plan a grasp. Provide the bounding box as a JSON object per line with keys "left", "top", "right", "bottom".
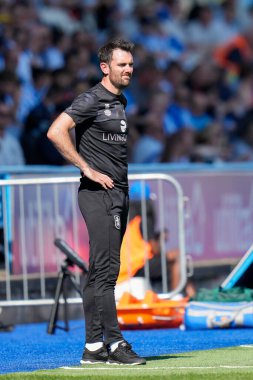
{"left": 120, "top": 120, "right": 127, "bottom": 133}
{"left": 104, "top": 103, "right": 111, "bottom": 116}
{"left": 114, "top": 215, "right": 121, "bottom": 230}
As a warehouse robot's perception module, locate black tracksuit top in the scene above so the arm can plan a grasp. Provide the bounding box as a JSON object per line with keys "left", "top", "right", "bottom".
{"left": 64, "top": 83, "right": 128, "bottom": 189}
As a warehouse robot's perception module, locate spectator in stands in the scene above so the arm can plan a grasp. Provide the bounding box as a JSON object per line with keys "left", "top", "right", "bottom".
{"left": 235, "top": 0, "right": 253, "bottom": 28}
{"left": 186, "top": 61, "right": 220, "bottom": 94}
{"left": 161, "top": 128, "right": 196, "bottom": 163}
{"left": 214, "top": 24, "right": 253, "bottom": 75}
{"left": 191, "top": 122, "right": 231, "bottom": 163}
{"left": 2, "top": 47, "right": 19, "bottom": 76}
{"left": 161, "top": 61, "right": 187, "bottom": 95}
{"left": 0, "top": 105, "right": 25, "bottom": 165}
{"left": 232, "top": 109, "right": 253, "bottom": 161}
{"left": 129, "top": 58, "right": 163, "bottom": 110}
{"left": 189, "top": 92, "right": 214, "bottom": 132}
{"left": 240, "top": 61, "right": 253, "bottom": 103}
{"left": 21, "top": 85, "right": 69, "bottom": 165}
{"left": 18, "top": 66, "right": 52, "bottom": 124}
{"left": 158, "top": 0, "right": 186, "bottom": 48}
{"left": 37, "top": 1, "right": 82, "bottom": 35}
{"left": 0, "top": 70, "right": 21, "bottom": 137}
{"left": 164, "top": 86, "right": 193, "bottom": 135}
{"left": 134, "top": 18, "right": 185, "bottom": 69}
{"left": 17, "top": 24, "right": 61, "bottom": 83}
{"left": 64, "top": 49, "right": 99, "bottom": 83}
{"left": 131, "top": 112, "right": 165, "bottom": 164}
{"left": 186, "top": 4, "right": 224, "bottom": 53}
{"left": 216, "top": 0, "right": 240, "bottom": 43}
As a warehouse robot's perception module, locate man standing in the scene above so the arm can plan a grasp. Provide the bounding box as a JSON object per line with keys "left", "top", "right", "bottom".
{"left": 47, "top": 39, "right": 146, "bottom": 365}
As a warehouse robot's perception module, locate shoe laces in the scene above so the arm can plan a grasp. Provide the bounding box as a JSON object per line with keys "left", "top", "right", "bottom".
{"left": 120, "top": 341, "right": 137, "bottom": 356}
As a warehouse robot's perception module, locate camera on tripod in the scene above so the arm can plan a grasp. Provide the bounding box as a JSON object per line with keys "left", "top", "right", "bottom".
{"left": 47, "top": 238, "right": 88, "bottom": 335}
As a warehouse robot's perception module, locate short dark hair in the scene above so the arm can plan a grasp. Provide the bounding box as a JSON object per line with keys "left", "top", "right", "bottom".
{"left": 98, "top": 38, "right": 134, "bottom": 64}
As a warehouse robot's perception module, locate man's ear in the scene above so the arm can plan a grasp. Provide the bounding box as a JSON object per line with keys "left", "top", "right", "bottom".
{"left": 100, "top": 62, "right": 109, "bottom": 75}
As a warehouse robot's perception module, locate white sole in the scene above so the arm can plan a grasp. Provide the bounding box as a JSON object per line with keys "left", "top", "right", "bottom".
{"left": 106, "top": 361, "right": 145, "bottom": 366}
{"left": 80, "top": 360, "right": 107, "bottom": 365}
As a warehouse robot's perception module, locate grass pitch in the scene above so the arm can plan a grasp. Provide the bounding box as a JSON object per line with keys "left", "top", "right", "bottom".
{"left": 1, "top": 346, "right": 253, "bottom": 380}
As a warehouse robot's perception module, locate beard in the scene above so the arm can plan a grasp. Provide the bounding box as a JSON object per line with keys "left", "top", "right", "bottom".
{"left": 109, "top": 74, "right": 131, "bottom": 90}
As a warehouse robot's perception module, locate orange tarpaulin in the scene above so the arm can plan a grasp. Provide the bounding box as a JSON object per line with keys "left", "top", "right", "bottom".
{"left": 117, "top": 290, "right": 188, "bottom": 329}
{"left": 118, "top": 216, "right": 154, "bottom": 283}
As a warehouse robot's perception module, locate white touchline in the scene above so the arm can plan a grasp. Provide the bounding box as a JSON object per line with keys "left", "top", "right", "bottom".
{"left": 221, "top": 366, "right": 253, "bottom": 369}
{"left": 240, "top": 345, "right": 253, "bottom": 348}
{"left": 59, "top": 366, "right": 213, "bottom": 370}
{"left": 59, "top": 366, "right": 253, "bottom": 370}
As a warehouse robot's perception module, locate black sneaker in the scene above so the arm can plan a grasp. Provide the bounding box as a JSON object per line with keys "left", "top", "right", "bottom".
{"left": 80, "top": 344, "right": 108, "bottom": 364}
{"left": 107, "top": 341, "right": 146, "bottom": 365}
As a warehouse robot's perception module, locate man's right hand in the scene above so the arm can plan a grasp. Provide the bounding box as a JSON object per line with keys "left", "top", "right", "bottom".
{"left": 47, "top": 113, "right": 114, "bottom": 190}
{"left": 82, "top": 166, "right": 114, "bottom": 189}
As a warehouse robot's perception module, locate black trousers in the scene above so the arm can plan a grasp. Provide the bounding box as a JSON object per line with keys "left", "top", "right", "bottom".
{"left": 78, "top": 184, "right": 129, "bottom": 345}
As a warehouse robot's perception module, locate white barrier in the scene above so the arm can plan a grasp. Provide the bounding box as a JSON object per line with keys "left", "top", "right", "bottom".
{"left": 0, "top": 173, "right": 186, "bottom": 307}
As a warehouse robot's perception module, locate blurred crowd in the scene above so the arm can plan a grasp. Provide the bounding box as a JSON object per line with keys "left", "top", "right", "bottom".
{"left": 1, "top": 0, "right": 253, "bottom": 166}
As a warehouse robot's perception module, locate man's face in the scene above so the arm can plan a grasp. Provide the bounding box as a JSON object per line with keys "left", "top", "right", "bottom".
{"left": 103, "top": 48, "right": 134, "bottom": 90}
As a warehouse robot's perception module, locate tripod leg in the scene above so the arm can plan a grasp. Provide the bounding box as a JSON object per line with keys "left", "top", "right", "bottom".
{"left": 47, "top": 270, "right": 65, "bottom": 334}
{"left": 62, "top": 274, "right": 69, "bottom": 332}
